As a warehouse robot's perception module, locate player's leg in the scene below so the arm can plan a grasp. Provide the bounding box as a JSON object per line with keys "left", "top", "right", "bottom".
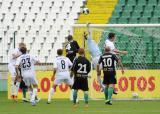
{"left": 106, "top": 72, "right": 117, "bottom": 105}
{"left": 19, "top": 79, "right": 29, "bottom": 102}
{"left": 30, "top": 76, "right": 39, "bottom": 106}
{"left": 14, "top": 77, "right": 21, "bottom": 101}
{"left": 106, "top": 84, "right": 114, "bottom": 105}
{"left": 47, "top": 78, "right": 61, "bottom": 104}
{"left": 73, "top": 89, "right": 78, "bottom": 106}
{"left": 84, "top": 91, "right": 89, "bottom": 107}
{"left": 86, "top": 37, "right": 101, "bottom": 58}
{"left": 30, "top": 84, "right": 38, "bottom": 106}
{"left": 8, "top": 65, "right": 20, "bottom": 101}
{"left": 104, "top": 85, "right": 109, "bottom": 101}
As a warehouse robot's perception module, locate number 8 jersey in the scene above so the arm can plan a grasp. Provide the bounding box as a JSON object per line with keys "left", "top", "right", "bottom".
{"left": 53, "top": 56, "right": 72, "bottom": 78}
{"left": 16, "top": 54, "right": 39, "bottom": 77}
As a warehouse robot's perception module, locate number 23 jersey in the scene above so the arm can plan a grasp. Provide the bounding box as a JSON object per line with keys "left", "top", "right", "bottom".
{"left": 16, "top": 54, "right": 39, "bottom": 77}
{"left": 53, "top": 56, "right": 72, "bottom": 78}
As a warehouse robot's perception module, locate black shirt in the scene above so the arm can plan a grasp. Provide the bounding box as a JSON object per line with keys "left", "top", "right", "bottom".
{"left": 71, "top": 56, "right": 91, "bottom": 77}
{"left": 98, "top": 52, "right": 119, "bottom": 72}
{"left": 65, "top": 40, "right": 80, "bottom": 58}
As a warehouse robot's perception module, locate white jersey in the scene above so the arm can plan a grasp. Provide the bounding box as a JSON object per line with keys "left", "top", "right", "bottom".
{"left": 54, "top": 56, "right": 72, "bottom": 78}
{"left": 105, "top": 39, "right": 115, "bottom": 53}
{"left": 9, "top": 48, "right": 21, "bottom": 65}
{"left": 15, "top": 54, "right": 38, "bottom": 78}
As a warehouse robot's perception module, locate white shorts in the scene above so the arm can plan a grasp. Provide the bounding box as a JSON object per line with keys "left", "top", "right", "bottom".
{"left": 23, "top": 76, "right": 38, "bottom": 86}
{"left": 54, "top": 76, "right": 73, "bottom": 86}
{"left": 8, "top": 64, "right": 16, "bottom": 77}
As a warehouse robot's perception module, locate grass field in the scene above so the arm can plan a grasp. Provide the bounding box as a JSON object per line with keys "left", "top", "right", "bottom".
{"left": 0, "top": 92, "right": 160, "bottom": 114}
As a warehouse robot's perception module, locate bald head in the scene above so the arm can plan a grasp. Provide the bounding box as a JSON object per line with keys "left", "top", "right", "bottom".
{"left": 105, "top": 46, "right": 111, "bottom": 52}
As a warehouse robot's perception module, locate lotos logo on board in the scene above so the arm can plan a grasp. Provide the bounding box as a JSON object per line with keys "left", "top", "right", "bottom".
{"left": 92, "top": 76, "right": 155, "bottom": 92}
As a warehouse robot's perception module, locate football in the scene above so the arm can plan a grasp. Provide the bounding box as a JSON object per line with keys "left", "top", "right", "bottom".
{"left": 83, "top": 8, "right": 89, "bottom": 15}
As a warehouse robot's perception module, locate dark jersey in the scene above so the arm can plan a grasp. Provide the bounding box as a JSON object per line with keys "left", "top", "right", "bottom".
{"left": 71, "top": 56, "right": 91, "bottom": 77}
{"left": 65, "top": 40, "right": 80, "bottom": 59}
{"left": 98, "top": 52, "right": 119, "bottom": 72}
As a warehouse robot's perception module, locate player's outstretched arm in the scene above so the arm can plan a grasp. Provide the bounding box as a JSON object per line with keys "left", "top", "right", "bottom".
{"left": 114, "top": 49, "right": 128, "bottom": 55}
{"left": 12, "top": 53, "right": 21, "bottom": 59}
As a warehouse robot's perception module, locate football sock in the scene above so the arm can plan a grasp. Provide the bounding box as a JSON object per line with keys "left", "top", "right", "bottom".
{"left": 70, "top": 89, "right": 74, "bottom": 101}
{"left": 29, "top": 90, "right": 33, "bottom": 100}
{"left": 31, "top": 88, "right": 37, "bottom": 102}
{"left": 108, "top": 87, "right": 114, "bottom": 101}
{"left": 14, "top": 81, "right": 20, "bottom": 96}
{"left": 73, "top": 90, "right": 77, "bottom": 104}
{"left": 84, "top": 91, "right": 88, "bottom": 104}
{"left": 11, "top": 81, "right": 14, "bottom": 96}
{"left": 48, "top": 88, "right": 54, "bottom": 102}
{"left": 22, "top": 88, "right": 27, "bottom": 98}
{"left": 104, "top": 87, "right": 108, "bottom": 101}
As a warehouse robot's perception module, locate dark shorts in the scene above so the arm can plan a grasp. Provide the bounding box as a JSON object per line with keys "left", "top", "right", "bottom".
{"left": 19, "top": 80, "right": 28, "bottom": 89}
{"left": 103, "top": 71, "right": 117, "bottom": 85}
{"left": 72, "top": 77, "right": 89, "bottom": 91}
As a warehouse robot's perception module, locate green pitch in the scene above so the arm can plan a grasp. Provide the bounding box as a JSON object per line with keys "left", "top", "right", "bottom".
{"left": 0, "top": 92, "right": 160, "bottom": 114}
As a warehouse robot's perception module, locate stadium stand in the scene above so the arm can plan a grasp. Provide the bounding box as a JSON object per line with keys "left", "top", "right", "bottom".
{"left": 0, "top": 0, "right": 86, "bottom": 63}
{"left": 0, "top": 0, "right": 160, "bottom": 67}
{"left": 106, "top": 0, "right": 160, "bottom": 68}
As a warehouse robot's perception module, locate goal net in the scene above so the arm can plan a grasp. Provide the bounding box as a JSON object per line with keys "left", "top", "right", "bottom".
{"left": 72, "top": 24, "right": 160, "bottom": 70}
{"left": 72, "top": 24, "right": 160, "bottom": 100}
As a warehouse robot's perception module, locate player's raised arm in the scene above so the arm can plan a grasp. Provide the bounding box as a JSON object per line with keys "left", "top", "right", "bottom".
{"left": 114, "top": 49, "right": 128, "bottom": 55}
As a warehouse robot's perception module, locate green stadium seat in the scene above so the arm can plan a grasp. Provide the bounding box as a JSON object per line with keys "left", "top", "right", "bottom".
{"left": 155, "top": 57, "right": 160, "bottom": 64}
{"left": 139, "top": 18, "right": 149, "bottom": 23}
{"left": 127, "top": 0, "right": 136, "bottom": 6}
{"left": 144, "top": 5, "right": 154, "bottom": 11}
{"left": 148, "top": 0, "right": 157, "bottom": 6}
{"left": 121, "top": 11, "right": 131, "bottom": 18}
{"left": 118, "top": 0, "right": 126, "bottom": 6}
{"left": 118, "top": 18, "right": 128, "bottom": 24}
{"left": 129, "top": 18, "right": 138, "bottom": 23}
{"left": 115, "top": 5, "right": 123, "bottom": 12}
{"left": 155, "top": 5, "right": 160, "bottom": 11}
{"left": 122, "top": 55, "right": 132, "bottom": 64}
{"left": 109, "top": 18, "right": 117, "bottom": 24}
{"left": 124, "top": 5, "right": 133, "bottom": 11}
{"left": 143, "top": 37, "right": 151, "bottom": 43}
{"left": 150, "top": 18, "right": 159, "bottom": 23}
{"left": 119, "top": 36, "right": 129, "bottom": 43}
{"left": 153, "top": 11, "right": 160, "bottom": 18}
{"left": 112, "top": 11, "right": 120, "bottom": 18}
{"left": 134, "top": 5, "right": 144, "bottom": 11}
{"left": 137, "top": 0, "right": 147, "bottom": 6}
{"left": 132, "top": 11, "right": 142, "bottom": 18}
{"left": 142, "top": 11, "right": 152, "bottom": 18}
{"left": 133, "top": 28, "right": 143, "bottom": 35}
{"left": 145, "top": 56, "right": 153, "bottom": 64}
{"left": 116, "top": 42, "right": 126, "bottom": 50}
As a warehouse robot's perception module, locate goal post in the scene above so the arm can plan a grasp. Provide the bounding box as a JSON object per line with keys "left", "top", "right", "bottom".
{"left": 72, "top": 24, "right": 160, "bottom": 100}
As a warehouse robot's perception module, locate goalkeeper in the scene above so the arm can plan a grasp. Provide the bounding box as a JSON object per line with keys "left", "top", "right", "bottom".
{"left": 84, "top": 23, "right": 127, "bottom": 93}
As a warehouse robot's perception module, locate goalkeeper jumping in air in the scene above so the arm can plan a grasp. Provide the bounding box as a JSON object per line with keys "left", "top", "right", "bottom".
{"left": 84, "top": 23, "right": 127, "bottom": 93}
